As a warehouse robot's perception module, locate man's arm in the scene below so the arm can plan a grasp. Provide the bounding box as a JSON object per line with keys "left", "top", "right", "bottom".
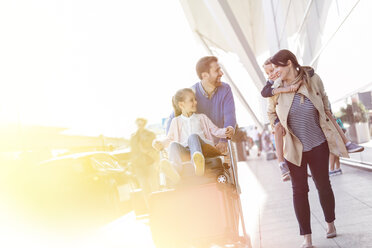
{"left": 223, "top": 85, "right": 237, "bottom": 128}
{"left": 216, "top": 85, "right": 236, "bottom": 152}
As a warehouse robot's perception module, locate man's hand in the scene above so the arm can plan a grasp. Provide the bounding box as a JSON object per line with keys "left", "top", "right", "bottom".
{"left": 215, "top": 142, "right": 228, "bottom": 155}
{"left": 225, "top": 126, "right": 235, "bottom": 138}
{"left": 152, "top": 140, "right": 164, "bottom": 151}
{"left": 274, "top": 122, "right": 286, "bottom": 136}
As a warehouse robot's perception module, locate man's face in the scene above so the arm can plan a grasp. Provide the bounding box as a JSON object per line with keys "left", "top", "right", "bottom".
{"left": 136, "top": 120, "right": 146, "bottom": 129}
{"left": 206, "top": 61, "right": 223, "bottom": 87}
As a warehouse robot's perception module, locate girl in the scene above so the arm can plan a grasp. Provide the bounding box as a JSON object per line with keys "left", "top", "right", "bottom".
{"left": 152, "top": 88, "right": 234, "bottom": 183}
{"left": 267, "top": 49, "right": 348, "bottom": 248}
{"left": 261, "top": 58, "right": 306, "bottom": 181}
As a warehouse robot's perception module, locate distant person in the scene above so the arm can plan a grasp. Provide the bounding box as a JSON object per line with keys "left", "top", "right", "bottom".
{"left": 166, "top": 56, "right": 236, "bottom": 155}
{"left": 250, "top": 126, "right": 262, "bottom": 157}
{"left": 153, "top": 88, "right": 234, "bottom": 183}
{"left": 130, "top": 118, "right": 159, "bottom": 194}
{"left": 267, "top": 49, "right": 350, "bottom": 247}
{"left": 329, "top": 112, "right": 347, "bottom": 176}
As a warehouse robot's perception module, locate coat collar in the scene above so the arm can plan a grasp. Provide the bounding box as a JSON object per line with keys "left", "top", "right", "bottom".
{"left": 277, "top": 81, "right": 324, "bottom": 129}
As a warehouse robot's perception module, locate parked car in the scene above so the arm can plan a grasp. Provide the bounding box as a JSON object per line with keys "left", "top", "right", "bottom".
{"left": 28, "top": 151, "right": 136, "bottom": 228}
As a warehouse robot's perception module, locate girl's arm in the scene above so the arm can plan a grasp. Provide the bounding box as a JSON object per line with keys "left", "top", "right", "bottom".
{"left": 153, "top": 118, "right": 177, "bottom": 151}
{"left": 272, "top": 80, "right": 302, "bottom": 95}
{"left": 261, "top": 81, "right": 274, "bottom": 98}
{"left": 203, "top": 114, "right": 234, "bottom": 138}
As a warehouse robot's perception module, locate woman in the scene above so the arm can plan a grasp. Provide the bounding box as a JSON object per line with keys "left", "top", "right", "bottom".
{"left": 267, "top": 49, "right": 349, "bottom": 248}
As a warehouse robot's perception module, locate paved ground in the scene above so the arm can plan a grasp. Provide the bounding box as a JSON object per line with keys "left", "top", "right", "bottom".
{"left": 245, "top": 154, "right": 372, "bottom": 248}
{"left": 5, "top": 152, "right": 372, "bottom": 248}
{"left": 86, "top": 152, "right": 372, "bottom": 248}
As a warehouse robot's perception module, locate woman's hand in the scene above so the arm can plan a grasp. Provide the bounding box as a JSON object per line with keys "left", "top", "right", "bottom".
{"left": 225, "top": 126, "right": 235, "bottom": 138}
{"left": 152, "top": 140, "right": 164, "bottom": 151}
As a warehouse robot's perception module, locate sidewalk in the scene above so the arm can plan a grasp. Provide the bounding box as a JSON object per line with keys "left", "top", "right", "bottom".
{"left": 56, "top": 153, "right": 372, "bottom": 248}
{"left": 243, "top": 155, "right": 372, "bottom": 248}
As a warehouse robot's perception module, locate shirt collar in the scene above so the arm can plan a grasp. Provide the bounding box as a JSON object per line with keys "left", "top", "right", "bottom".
{"left": 198, "top": 82, "right": 218, "bottom": 99}
{"left": 180, "top": 113, "right": 196, "bottom": 120}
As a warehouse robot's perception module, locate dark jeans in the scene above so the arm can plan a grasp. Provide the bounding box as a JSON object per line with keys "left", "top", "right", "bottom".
{"left": 286, "top": 141, "right": 335, "bottom": 235}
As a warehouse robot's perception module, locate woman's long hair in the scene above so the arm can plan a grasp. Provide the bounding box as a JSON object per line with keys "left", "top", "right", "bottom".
{"left": 270, "top": 49, "right": 312, "bottom": 92}
{"left": 172, "top": 88, "right": 195, "bottom": 117}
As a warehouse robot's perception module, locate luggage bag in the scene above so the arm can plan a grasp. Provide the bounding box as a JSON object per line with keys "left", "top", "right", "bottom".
{"left": 149, "top": 139, "right": 251, "bottom": 248}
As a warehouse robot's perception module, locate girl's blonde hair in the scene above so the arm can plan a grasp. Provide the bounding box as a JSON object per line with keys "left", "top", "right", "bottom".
{"left": 172, "top": 88, "right": 195, "bottom": 117}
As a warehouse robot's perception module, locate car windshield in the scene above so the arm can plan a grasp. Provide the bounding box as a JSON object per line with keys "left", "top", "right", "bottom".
{"left": 90, "top": 154, "right": 121, "bottom": 169}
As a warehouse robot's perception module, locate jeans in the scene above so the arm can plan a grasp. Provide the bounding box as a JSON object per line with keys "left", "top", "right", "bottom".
{"left": 286, "top": 141, "right": 335, "bottom": 235}
{"left": 168, "top": 134, "right": 221, "bottom": 172}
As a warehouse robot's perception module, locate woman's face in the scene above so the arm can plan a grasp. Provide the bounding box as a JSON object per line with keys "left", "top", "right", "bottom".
{"left": 263, "top": 63, "right": 278, "bottom": 81}
{"left": 273, "top": 61, "right": 291, "bottom": 81}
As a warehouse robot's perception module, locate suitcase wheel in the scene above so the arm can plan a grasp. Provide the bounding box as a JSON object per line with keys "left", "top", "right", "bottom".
{"left": 217, "top": 174, "right": 228, "bottom": 184}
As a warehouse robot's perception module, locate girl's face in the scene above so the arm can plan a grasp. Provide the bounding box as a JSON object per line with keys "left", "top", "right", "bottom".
{"left": 263, "top": 63, "right": 278, "bottom": 81}
{"left": 179, "top": 92, "right": 197, "bottom": 114}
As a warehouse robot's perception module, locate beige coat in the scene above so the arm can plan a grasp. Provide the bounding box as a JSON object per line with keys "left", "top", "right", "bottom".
{"left": 267, "top": 73, "right": 349, "bottom": 166}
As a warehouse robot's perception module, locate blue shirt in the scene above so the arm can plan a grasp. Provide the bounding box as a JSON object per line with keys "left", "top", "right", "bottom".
{"left": 166, "top": 82, "right": 237, "bottom": 143}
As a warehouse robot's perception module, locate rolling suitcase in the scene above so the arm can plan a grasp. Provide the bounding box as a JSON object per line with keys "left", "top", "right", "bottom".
{"left": 149, "top": 139, "right": 251, "bottom": 248}
{"left": 149, "top": 183, "right": 240, "bottom": 247}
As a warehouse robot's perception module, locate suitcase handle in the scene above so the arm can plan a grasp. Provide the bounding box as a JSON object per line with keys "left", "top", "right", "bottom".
{"left": 226, "top": 138, "right": 240, "bottom": 193}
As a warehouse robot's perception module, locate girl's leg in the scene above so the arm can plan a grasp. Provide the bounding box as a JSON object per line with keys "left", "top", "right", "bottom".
{"left": 335, "top": 156, "right": 340, "bottom": 170}
{"left": 274, "top": 124, "right": 285, "bottom": 163}
{"left": 329, "top": 153, "right": 335, "bottom": 172}
{"left": 187, "top": 134, "right": 208, "bottom": 176}
{"left": 168, "top": 142, "right": 191, "bottom": 172}
{"left": 187, "top": 133, "right": 222, "bottom": 158}
{"left": 274, "top": 125, "right": 290, "bottom": 181}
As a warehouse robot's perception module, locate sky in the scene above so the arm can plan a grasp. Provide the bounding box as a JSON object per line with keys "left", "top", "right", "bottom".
{"left": 2, "top": 0, "right": 369, "bottom": 140}
{"left": 0, "top": 0, "right": 210, "bottom": 138}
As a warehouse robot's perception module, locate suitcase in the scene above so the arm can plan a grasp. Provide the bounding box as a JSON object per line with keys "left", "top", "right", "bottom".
{"left": 266, "top": 151, "right": 277, "bottom": 161}
{"left": 148, "top": 183, "right": 240, "bottom": 247}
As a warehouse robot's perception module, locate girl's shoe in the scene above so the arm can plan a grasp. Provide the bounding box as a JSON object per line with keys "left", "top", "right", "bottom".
{"left": 192, "top": 152, "right": 205, "bottom": 176}
{"left": 334, "top": 168, "right": 343, "bottom": 175}
{"left": 279, "top": 161, "right": 290, "bottom": 181}
{"left": 329, "top": 170, "right": 336, "bottom": 177}
{"left": 346, "top": 142, "right": 364, "bottom": 153}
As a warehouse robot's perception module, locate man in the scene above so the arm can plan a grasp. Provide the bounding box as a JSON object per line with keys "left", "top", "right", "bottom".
{"left": 130, "top": 118, "right": 159, "bottom": 194}
{"left": 167, "top": 56, "right": 237, "bottom": 154}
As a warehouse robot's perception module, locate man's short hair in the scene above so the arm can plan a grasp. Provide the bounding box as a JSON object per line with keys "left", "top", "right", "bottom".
{"left": 196, "top": 56, "right": 218, "bottom": 80}
{"left": 135, "top": 117, "right": 147, "bottom": 126}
